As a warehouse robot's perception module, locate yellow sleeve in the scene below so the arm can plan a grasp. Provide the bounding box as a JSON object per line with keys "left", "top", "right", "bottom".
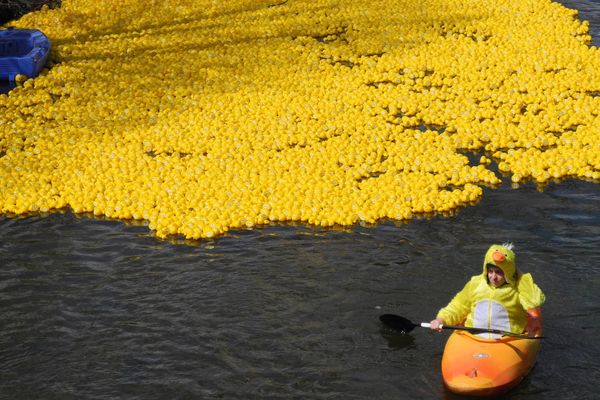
{"left": 518, "top": 273, "right": 545, "bottom": 310}
{"left": 436, "top": 277, "right": 477, "bottom": 325}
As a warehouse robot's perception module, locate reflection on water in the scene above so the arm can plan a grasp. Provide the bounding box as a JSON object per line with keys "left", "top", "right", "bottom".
{"left": 380, "top": 327, "right": 417, "bottom": 350}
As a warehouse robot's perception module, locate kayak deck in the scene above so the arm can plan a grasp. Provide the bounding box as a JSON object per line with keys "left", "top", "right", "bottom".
{"left": 441, "top": 330, "right": 540, "bottom": 397}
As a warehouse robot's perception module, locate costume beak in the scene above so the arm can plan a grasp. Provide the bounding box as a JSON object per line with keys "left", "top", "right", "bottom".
{"left": 492, "top": 250, "right": 506, "bottom": 263}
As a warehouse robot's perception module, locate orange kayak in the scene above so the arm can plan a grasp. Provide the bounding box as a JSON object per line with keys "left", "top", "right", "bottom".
{"left": 441, "top": 330, "right": 540, "bottom": 397}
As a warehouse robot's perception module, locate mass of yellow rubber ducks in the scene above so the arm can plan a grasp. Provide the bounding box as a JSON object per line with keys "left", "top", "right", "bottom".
{"left": 1, "top": 0, "right": 599, "bottom": 239}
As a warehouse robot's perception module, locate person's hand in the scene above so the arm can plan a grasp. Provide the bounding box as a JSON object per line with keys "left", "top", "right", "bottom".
{"left": 429, "top": 318, "right": 444, "bottom": 332}
{"left": 526, "top": 308, "right": 543, "bottom": 337}
{"left": 526, "top": 318, "right": 542, "bottom": 337}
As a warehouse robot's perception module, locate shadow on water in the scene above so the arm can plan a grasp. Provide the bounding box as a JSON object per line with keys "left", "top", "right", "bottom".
{"left": 0, "top": 79, "right": 16, "bottom": 94}
{"left": 379, "top": 327, "right": 416, "bottom": 350}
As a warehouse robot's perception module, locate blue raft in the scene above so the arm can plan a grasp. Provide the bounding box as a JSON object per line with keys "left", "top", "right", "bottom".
{"left": 0, "top": 28, "right": 50, "bottom": 81}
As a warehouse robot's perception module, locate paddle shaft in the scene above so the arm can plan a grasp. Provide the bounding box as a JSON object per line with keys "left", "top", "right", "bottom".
{"left": 379, "top": 314, "right": 545, "bottom": 339}
{"left": 420, "top": 322, "right": 544, "bottom": 339}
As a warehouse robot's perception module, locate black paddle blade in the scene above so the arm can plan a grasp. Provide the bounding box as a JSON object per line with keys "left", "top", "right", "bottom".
{"left": 379, "top": 314, "right": 417, "bottom": 334}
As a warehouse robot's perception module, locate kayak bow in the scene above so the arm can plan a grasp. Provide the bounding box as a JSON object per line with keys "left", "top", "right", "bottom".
{"left": 441, "top": 330, "right": 541, "bottom": 397}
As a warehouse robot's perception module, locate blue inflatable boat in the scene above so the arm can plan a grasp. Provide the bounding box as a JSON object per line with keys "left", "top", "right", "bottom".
{"left": 0, "top": 28, "right": 50, "bottom": 81}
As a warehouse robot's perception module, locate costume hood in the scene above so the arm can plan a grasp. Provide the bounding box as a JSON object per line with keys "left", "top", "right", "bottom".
{"left": 483, "top": 243, "right": 517, "bottom": 286}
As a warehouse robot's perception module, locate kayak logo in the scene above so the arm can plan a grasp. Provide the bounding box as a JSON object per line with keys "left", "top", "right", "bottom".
{"left": 472, "top": 352, "right": 490, "bottom": 359}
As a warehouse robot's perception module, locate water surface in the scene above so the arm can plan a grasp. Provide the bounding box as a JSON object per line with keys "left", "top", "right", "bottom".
{"left": 1, "top": 181, "right": 599, "bottom": 400}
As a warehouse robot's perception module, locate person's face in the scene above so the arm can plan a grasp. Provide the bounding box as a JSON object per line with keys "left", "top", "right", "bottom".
{"left": 487, "top": 265, "right": 506, "bottom": 287}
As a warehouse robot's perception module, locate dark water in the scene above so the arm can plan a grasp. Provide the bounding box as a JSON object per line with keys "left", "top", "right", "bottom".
{"left": 1, "top": 2, "right": 600, "bottom": 400}
{"left": 562, "top": 0, "right": 600, "bottom": 47}
{"left": 0, "top": 80, "right": 16, "bottom": 94}
{"left": 1, "top": 179, "right": 599, "bottom": 400}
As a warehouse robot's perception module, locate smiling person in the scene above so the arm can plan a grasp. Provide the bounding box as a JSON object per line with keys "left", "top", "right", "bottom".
{"left": 429, "top": 243, "right": 545, "bottom": 337}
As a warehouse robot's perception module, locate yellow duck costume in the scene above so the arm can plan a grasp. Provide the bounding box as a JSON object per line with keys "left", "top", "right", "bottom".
{"left": 437, "top": 243, "right": 545, "bottom": 337}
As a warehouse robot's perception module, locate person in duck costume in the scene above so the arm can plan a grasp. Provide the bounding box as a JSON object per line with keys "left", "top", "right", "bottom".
{"left": 429, "top": 243, "right": 545, "bottom": 337}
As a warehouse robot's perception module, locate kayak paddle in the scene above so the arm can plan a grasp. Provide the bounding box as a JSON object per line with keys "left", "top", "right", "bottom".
{"left": 379, "top": 314, "right": 545, "bottom": 339}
